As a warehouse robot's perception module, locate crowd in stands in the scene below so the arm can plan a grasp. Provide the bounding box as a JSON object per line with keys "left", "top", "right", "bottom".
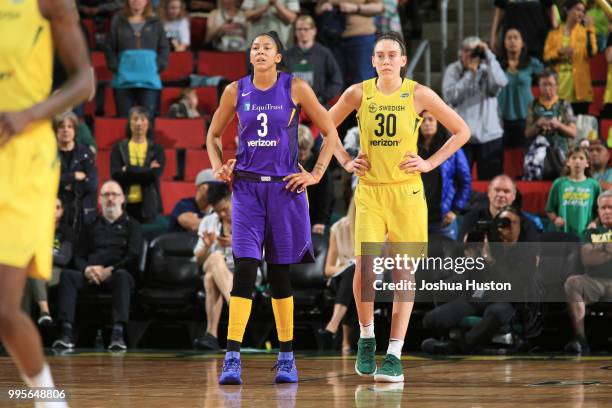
{"left": 22, "top": 0, "right": 612, "bottom": 355}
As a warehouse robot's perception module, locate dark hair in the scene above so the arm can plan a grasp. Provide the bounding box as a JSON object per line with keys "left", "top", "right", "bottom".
{"left": 498, "top": 27, "right": 530, "bottom": 71}
{"left": 417, "top": 113, "right": 450, "bottom": 154}
{"left": 252, "top": 31, "right": 284, "bottom": 54}
{"left": 562, "top": 146, "right": 592, "bottom": 177}
{"left": 538, "top": 68, "right": 559, "bottom": 84}
{"left": 564, "top": 0, "right": 583, "bottom": 13}
{"left": 176, "top": 87, "right": 196, "bottom": 104}
{"left": 206, "top": 183, "right": 231, "bottom": 206}
{"left": 373, "top": 32, "right": 408, "bottom": 77}
{"left": 126, "top": 106, "right": 154, "bottom": 140}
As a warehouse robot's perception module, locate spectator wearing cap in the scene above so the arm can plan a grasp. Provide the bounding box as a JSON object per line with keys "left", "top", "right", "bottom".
{"left": 168, "top": 169, "right": 218, "bottom": 233}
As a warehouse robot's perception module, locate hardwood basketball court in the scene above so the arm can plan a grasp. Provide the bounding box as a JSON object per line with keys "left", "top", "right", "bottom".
{"left": 1, "top": 351, "right": 612, "bottom": 407}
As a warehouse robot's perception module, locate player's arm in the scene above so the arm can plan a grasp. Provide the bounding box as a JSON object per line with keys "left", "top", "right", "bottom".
{"left": 328, "top": 84, "right": 369, "bottom": 175}
{"left": 0, "top": 0, "right": 94, "bottom": 140}
{"left": 292, "top": 77, "right": 340, "bottom": 182}
{"left": 403, "top": 84, "right": 470, "bottom": 173}
{"left": 206, "top": 82, "right": 238, "bottom": 181}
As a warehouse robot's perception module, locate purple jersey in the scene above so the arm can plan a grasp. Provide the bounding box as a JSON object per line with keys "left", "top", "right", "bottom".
{"left": 235, "top": 72, "right": 300, "bottom": 177}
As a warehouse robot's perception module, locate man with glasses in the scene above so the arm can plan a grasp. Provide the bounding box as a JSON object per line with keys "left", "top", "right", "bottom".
{"left": 284, "top": 15, "right": 343, "bottom": 106}
{"left": 53, "top": 181, "right": 143, "bottom": 351}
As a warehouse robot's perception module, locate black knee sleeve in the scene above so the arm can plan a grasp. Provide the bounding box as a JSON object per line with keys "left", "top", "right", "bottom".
{"left": 267, "top": 264, "right": 292, "bottom": 299}
{"left": 230, "top": 257, "right": 259, "bottom": 299}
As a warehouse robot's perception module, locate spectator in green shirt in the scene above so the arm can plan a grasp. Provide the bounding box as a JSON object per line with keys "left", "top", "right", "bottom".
{"left": 546, "top": 146, "right": 602, "bottom": 237}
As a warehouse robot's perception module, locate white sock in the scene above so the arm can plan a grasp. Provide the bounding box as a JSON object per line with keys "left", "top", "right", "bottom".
{"left": 387, "top": 338, "right": 404, "bottom": 360}
{"left": 359, "top": 322, "right": 375, "bottom": 339}
{"left": 23, "top": 363, "right": 55, "bottom": 388}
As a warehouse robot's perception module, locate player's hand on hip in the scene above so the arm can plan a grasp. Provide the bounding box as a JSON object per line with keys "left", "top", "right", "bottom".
{"left": 343, "top": 152, "right": 370, "bottom": 176}
{"left": 283, "top": 163, "right": 318, "bottom": 193}
{"left": 399, "top": 152, "right": 433, "bottom": 174}
{"left": 214, "top": 159, "right": 236, "bottom": 182}
{"left": 0, "top": 111, "right": 31, "bottom": 147}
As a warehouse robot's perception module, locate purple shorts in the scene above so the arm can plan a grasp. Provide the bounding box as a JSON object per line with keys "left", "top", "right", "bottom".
{"left": 232, "top": 178, "right": 314, "bottom": 264}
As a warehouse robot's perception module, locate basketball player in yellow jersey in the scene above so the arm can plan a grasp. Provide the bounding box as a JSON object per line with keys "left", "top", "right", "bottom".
{"left": 331, "top": 32, "right": 470, "bottom": 382}
{"left": 0, "top": 0, "right": 93, "bottom": 404}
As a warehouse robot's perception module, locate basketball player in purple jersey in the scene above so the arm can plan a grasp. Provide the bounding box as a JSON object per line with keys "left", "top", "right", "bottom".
{"left": 206, "top": 31, "right": 363, "bottom": 385}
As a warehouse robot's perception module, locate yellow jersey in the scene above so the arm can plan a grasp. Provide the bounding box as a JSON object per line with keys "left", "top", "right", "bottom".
{"left": 0, "top": 0, "right": 53, "bottom": 114}
{"left": 357, "top": 77, "right": 422, "bottom": 185}
{"left": 127, "top": 140, "right": 148, "bottom": 203}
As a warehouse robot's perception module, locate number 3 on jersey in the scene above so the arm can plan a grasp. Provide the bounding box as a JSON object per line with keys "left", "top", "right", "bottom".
{"left": 257, "top": 113, "right": 268, "bottom": 137}
{"left": 374, "top": 113, "right": 397, "bottom": 137}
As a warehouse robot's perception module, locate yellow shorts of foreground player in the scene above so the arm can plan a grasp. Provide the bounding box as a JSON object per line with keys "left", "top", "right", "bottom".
{"left": 354, "top": 178, "right": 428, "bottom": 256}
{"left": 0, "top": 122, "right": 59, "bottom": 281}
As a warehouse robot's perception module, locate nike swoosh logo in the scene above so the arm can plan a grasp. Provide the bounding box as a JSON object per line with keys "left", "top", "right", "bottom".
{"left": 412, "top": 190, "right": 420, "bottom": 194}
{"left": 366, "top": 96, "right": 373, "bottom": 100}
{"left": 241, "top": 91, "right": 252, "bottom": 97}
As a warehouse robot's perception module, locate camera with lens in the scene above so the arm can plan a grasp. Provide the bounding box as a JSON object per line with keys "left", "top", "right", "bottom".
{"left": 470, "top": 45, "right": 486, "bottom": 60}
{"left": 473, "top": 217, "right": 512, "bottom": 236}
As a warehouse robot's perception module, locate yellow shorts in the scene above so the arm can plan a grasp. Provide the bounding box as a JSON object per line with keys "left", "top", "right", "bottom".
{"left": 354, "top": 179, "right": 428, "bottom": 256}
{"left": 0, "top": 121, "right": 59, "bottom": 281}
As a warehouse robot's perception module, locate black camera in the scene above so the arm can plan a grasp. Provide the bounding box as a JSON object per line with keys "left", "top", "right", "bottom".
{"left": 470, "top": 45, "right": 486, "bottom": 60}
{"left": 475, "top": 217, "right": 511, "bottom": 232}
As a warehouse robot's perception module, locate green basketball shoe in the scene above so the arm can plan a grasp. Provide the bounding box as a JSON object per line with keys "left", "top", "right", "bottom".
{"left": 355, "top": 337, "right": 377, "bottom": 376}
{"left": 374, "top": 354, "right": 404, "bottom": 382}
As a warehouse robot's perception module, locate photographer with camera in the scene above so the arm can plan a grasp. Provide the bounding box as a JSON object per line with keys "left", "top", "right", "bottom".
{"left": 459, "top": 175, "right": 540, "bottom": 243}
{"left": 422, "top": 205, "right": 538, "bottom": 354}
{"left": 443, "top": 36, "right": 508, "bottom": 180}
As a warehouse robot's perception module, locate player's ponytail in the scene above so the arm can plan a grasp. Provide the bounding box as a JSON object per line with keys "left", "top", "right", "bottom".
{"left": 374, "top": 32, "right": 408, "bottom": 78}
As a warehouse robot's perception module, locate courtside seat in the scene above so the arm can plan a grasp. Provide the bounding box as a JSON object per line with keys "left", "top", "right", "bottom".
{"left": 139, "top": 233, "right": 201, "bottom": 315}
{"left": 289, "top": 233, "right": 329, "bottom": 316}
